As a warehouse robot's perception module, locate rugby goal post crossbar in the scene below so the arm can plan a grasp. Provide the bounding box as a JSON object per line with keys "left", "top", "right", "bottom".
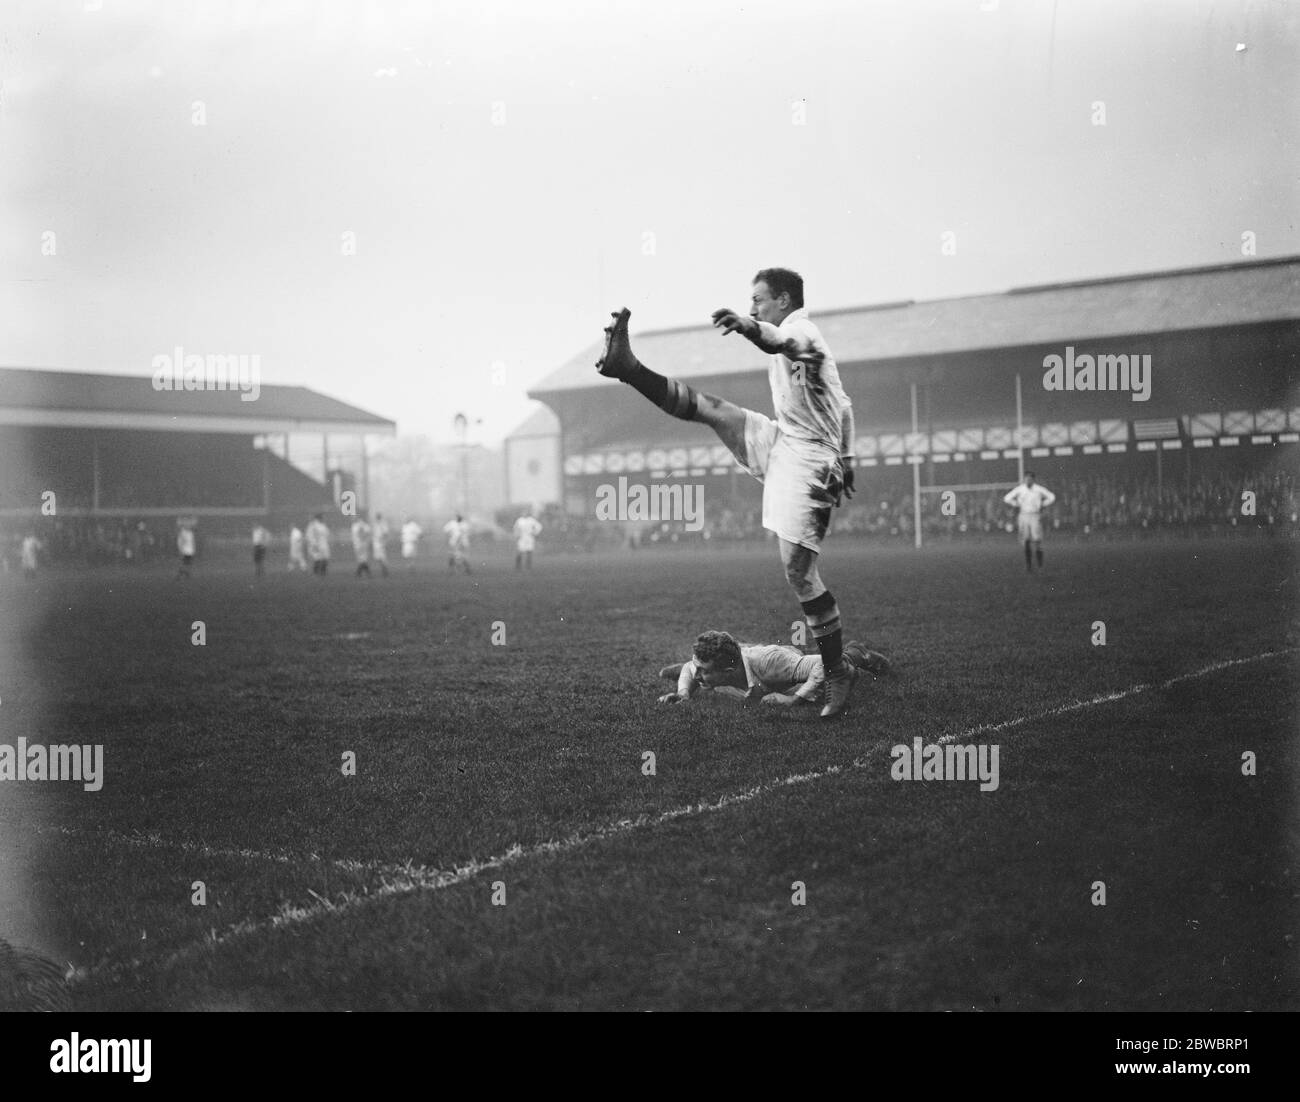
{"left": 918, "top": 482, "right": 1020, "bottom": 494}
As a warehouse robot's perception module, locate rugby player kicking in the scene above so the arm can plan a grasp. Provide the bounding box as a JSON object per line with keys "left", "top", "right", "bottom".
{"left": 596, "top": 268, "right": 860, "bottom": 718}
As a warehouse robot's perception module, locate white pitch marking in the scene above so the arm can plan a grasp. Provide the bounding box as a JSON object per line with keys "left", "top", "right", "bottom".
{"left": 45, "top": 826, "right": 384, "bottom": 875}
{"left": 934, "top": 646, "right": 1296, "bottom": 745}
{"left": 72, "top": 647, "right": 1295, "bottom": 986}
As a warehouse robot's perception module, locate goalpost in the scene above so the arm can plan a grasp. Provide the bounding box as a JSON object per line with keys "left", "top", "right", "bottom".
{"left": 910, "top": 375, "right": 1024, "bottom": 549}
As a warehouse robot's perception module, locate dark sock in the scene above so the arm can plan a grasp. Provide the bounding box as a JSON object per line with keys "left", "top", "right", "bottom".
{"left": 801, "top": 590, "right": 843, "bottom": 670}
{"left": 624, "top": 364, "right": 699, "bottom": 421}
{"left": 1036, "top": 546, "right": 1043, "bottom": 567}
{"left": 1024, "top": 542, "right": 1033, "bottom": 570}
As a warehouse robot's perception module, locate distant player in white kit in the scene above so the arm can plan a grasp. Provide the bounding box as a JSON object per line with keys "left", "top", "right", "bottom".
{"left": 444, "top": 514, "right": 472, "bottom": 574}
{"left": 371, "top": 512, "right": 390, "bottom": 577}
{"left": 306, "top": 514, "right": 331, "bottom": 575}
{"left": 596, "top": 268, "right": 859, "bottom": 718}
{"left": 176, "top": 521, "right": 196, "bottom": 578}
{"left": 1004, "top": 472, "right": 1056, "bottom": 572}
{"left": 252, "top": 523, "right": 271, "bottom": 577}
{"left": 20, "top": 533, "right": 42, "bottom": 577}
{"left": 351, "top": 516, "right": 373, "bottom": 578}
{"left": 288, "top": 525, "right": 309, "bottom": 572}
{"left": 400, "top": 518, "right": 422, "bottom": 569}
{"left": 512, "top": 510, "right": 542, "bottom": 570}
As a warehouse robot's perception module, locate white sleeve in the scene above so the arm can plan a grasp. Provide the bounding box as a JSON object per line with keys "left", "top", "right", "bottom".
{"left": 1041, "top": 488, "right": 1056, "bottom": 507}
{"left": 1003, "top": 487, "right": 1020, "bottom": 506}
{"left": 793, "top": 662, "right": 826, "bottom": 702}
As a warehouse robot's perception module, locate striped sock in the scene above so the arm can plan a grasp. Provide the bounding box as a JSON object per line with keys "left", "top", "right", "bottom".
{"left": 801, "top": 590, "right": 843, "bottom": 670}
{"left": 625, "top": 365, "right": 699, "bottom": 421}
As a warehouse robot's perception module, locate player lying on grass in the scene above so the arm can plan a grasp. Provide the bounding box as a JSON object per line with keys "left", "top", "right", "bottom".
{"left": 656, "top": 630, "right": 889, "bottom": 708}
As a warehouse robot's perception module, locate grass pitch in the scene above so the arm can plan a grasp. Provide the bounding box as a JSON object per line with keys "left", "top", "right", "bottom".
{"left": 1, "top": 537, "right": 1295, "bottom": 1010}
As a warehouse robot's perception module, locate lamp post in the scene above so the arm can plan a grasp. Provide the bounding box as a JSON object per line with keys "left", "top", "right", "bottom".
{"left": 452, "top": 412, "right": 483, "bottom": 516}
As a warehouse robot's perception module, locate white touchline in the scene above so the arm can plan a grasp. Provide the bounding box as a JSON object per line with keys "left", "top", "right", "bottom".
{"left": 70, "top": 647, "right": 1295, "bottom": 987}
{"left": 45, "top": 826, "right": 389, "bottom": 875}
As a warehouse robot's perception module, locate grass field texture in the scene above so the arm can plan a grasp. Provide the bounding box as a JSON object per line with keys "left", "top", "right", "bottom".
{"left": 1, "top": 537, "right": 1295, "bottom": 1010}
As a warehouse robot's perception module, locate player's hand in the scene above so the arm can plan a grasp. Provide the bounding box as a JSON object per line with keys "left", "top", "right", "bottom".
{"left": 841, "top": 460, "right": 856, "bottom": 501}
{"left": 711, "top": 308, "right": 756, "bottom": 339}
{"left": 657, "top": 692, "right": 684, "bottom": 705}
{"left": 761, "top": 693, "right": 799, "bottom": 707}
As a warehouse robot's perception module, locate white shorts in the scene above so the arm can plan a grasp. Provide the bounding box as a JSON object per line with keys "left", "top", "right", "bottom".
{"left": 1018, "top": 514, "right": 1043, "bottom": 542}
{"left": 733, "top": 410, "right": 842, "bottom": 552}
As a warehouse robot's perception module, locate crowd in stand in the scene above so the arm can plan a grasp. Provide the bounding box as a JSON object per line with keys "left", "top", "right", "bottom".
{"left": 7, "top": 468, "right": 1296, "bottom": 570}
{"left": 708, "top": 469, "right": 1300, "bottom": 542}
{"left": 1, "top": 517, "right": 168, "bottom": 568}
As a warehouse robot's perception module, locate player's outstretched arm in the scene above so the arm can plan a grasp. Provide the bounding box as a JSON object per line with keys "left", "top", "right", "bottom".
{"left": 674, "top": 660, "right": 702, "bottom": 701}
{"left": 710, "top": 308, "right": 808, "bottom": 358}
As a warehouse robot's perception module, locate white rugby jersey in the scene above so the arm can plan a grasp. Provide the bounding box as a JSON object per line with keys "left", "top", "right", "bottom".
{"left": 757, "top": 307, "right": 853, "bottom": 455}
{"left": 1004, "top": 483, "right": 1056, "bottom": 515}
{"left": 513, "top": 516, "right": 542, "bottom": 550}
{"left": 306, "top": 520, "right": 331, "bottom": 557}
{"left": 177, "top": 527, "right": 196, "bottom": 556}
{"left": 444, "top": 519, "right": 470, "bottom": 549}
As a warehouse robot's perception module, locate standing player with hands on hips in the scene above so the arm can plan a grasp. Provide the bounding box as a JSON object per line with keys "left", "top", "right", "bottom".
{"left": 1004, "top": 472, "right": 1056, "bottom": 572}
{"left": 596, "top": 268, "right": 860, "bottom": 719}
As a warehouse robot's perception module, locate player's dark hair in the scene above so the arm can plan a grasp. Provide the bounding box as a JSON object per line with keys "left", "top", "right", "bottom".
{"left": 1025, "top": 471, "right": 1035, "bottom": 479}
{"left": 753, "top": 268, "right": 804, "bottom": 309}
{"left": 693, "top": 630, "right": 742, "bottom": 668}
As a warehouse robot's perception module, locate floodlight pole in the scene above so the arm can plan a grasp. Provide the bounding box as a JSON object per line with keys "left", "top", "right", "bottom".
{"left": 360, "top": 434, "right": 370, "bottom": 514}
{"left": 911, "top": 382, "right": 922, "bottom": 549}
{"left": 1015, "top": 373, "right": 1025, "bottom": 484}
{"left": 453, "top": 412, "right": 470, "bottom": 515}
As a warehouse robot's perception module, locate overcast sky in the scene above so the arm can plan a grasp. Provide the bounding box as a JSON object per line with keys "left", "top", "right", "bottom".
{"left": 2, "top": 0, "right": 1296, "bottom": 444}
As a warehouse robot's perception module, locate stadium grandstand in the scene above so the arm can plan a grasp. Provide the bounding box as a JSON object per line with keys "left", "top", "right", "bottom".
{"left": 0, "top": 368, "right": 394, "bottom": 565}
{"left": 528, "top": 256, "right": 1300, "bottom": 546}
